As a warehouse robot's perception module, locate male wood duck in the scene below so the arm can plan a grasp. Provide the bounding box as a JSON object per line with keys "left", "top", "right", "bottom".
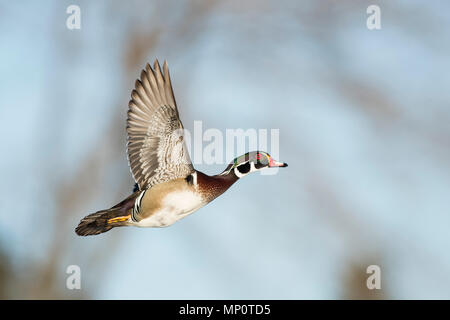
{"left": 75, "top": 60, "right": 287, "bottom": 236}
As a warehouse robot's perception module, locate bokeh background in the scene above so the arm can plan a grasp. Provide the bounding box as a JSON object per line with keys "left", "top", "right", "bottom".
{"left": 1, "top": 0, "right": 449, "bottom": 299}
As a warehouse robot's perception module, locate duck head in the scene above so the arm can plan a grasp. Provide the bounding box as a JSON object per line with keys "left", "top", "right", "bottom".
{"left": 221, "top": 151, "right": 288, "bottom": 178}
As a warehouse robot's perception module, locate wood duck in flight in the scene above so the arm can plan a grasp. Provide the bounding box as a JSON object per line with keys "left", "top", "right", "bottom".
{"left": 75, "top": 60, "right": 287, "bottom": 236}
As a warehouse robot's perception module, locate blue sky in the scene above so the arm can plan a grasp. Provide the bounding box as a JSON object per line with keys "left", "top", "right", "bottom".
{"left": 0, "top": 0, "right": 449, "bottom": 299}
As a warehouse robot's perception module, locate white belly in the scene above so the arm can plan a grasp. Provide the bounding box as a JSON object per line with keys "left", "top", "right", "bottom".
{"left": 136, "top": 190, "right": 205, "bottom": 227}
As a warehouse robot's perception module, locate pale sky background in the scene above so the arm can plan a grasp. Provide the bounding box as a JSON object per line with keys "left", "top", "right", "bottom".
{"left": 0, "top": 0, "right": 449, "bottom": 299}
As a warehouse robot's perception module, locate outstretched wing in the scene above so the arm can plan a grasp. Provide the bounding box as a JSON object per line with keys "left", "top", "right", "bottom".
{"left": 126, "top": 60, "right": 194, "bottom": 190}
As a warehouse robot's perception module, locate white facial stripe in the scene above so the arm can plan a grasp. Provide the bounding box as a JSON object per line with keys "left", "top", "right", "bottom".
{"left": 220, "top": 166, "right": 233, "bottom": 175}
{"left": 233, "top": 161, "right": 262, "bottom": 178}
{"left": 234, "top": 167, "right": 246, "bottom": 178}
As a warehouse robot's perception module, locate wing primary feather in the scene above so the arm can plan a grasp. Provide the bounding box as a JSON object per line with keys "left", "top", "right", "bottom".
{"left": 135, "top": 80, "right": 153, "bottom": 108}
{"left": 140, "top": 70, "right": 158, "bottom": 107}
{"left": 126, "top": 60, "right": 194, "bottom": 189}
{"left": 154, "top": 59, "right": 168, "bottom": 105}
{"left": 146, "top": 63, "right": 163, "bottom": 105}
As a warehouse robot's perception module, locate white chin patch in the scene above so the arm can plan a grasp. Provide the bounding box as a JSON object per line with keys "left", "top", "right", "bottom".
{"left": 234, "top": 167, "right": 246, "bottom": 178}
{"left": 234, "top": 162, "right": 259, "bottom": 178}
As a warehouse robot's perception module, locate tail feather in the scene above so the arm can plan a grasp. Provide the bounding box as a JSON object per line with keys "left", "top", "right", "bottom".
{"left": 75, "top": 192, "right": 139, "bottom": 236}
{"left": 75, "top": 209, "right": 129, "bottom": 236}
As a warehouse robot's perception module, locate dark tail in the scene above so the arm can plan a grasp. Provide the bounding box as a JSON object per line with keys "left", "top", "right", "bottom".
{"left": 75, "top": 192, "right": 139, "bottom": 236}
